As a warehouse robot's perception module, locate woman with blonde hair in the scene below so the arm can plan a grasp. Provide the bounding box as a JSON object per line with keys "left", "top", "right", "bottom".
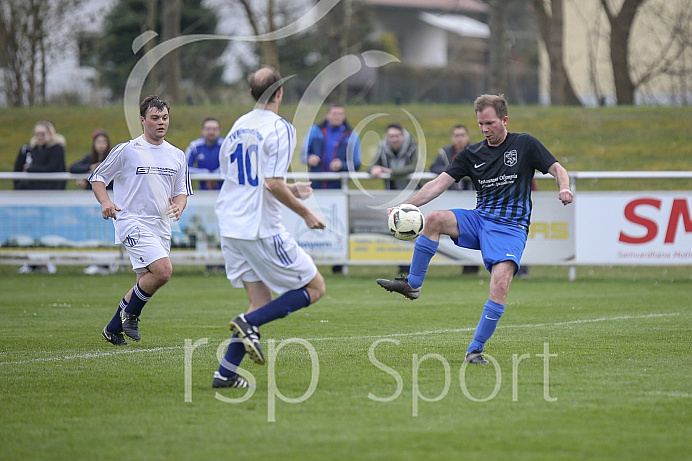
{"left": 13, "top": 120, "right": 67, "bottom": 190}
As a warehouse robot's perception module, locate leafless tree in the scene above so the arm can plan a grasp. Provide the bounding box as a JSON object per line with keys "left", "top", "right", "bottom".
{"left": 627, "top": 0, "right": 692, "bottom": 105}
{"left": 236, "top": 0, "right": 280, "bottom": 70}
{"left": 532, "top": 0, "right": 581, "bottom": 105}
{"left": 599, "top": 0, "right": 645, "bottom": 105}
{"left": 161, "top": 0, "right": 182, "bottom": 103}
{"left": 0, "top": 0, "right": 81, "bottom": 106}
{"left": 486, "top": 0, "right": 510, "bottom": 95}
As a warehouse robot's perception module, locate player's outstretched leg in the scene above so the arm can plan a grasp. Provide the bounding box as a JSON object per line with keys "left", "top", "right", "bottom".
{"left": 377, "top": 234, "right": 439, "bottom": 299}
{"left": 229, "top": 313, "right": 265, "bottom": 365}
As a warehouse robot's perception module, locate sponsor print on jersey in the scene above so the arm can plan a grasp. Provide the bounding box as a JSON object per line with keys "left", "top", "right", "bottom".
{"left": 478, "top": 174, "right": 518, "bottom": 189}
{"left": 504, "top": 150, "right": 517, "bottom": 167}
{"left": 124, "top": 227, "right": 141, "bottom": 248}
{"left": 136, "top": 166, "right": 177, "bottom": 176}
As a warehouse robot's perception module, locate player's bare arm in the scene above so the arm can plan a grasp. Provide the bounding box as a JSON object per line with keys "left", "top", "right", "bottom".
{"left": 91, "top": 180, "right": 120, "bottom": 220}
{"left": 265, "top": 177, "right": 325, "bottom": 229}
{"left": 404, "top": 172, "right": 455, "bottom": 209}
{"left": 547, "top": 162, "right": 573, "bottom": 205}
{"left": 167, "top": 195, "right": 187, "bottom": 221}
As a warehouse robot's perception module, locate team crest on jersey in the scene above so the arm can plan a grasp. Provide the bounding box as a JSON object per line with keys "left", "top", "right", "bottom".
{"left": 124, "top": 227, "right": 141, "bottom": 248}
{"left": 504, "top": 150, "right": 518, "bottom": 167}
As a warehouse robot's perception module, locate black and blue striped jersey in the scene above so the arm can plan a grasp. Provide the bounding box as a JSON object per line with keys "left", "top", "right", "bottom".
{"left": 445, "top": 132, "right": 557, "bottom": 229}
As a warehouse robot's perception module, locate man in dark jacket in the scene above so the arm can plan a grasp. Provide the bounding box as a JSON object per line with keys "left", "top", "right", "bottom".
{"left": 431, "top": 124, "right": 473, "bottom": 191}
{"left": 368, "top": 122, "right": 418, "bottom": 190}
{"left": 302, "top": 104, "right": 361, "bottom": 189}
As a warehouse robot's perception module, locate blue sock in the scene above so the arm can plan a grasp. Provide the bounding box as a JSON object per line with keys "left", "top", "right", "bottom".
{"left": 245, "top": 288, "right": 311, "bottom": 327}
{"left": 218, "top": 334, "right": 246, "bottom": 377}
{"left": 106, "top": 298, "right": 127, "bottom": 333}
{"left": 124, "top": 283, "right": 152, "bottom": 316}
{"left": 467, "top": 300, "right": 505, "bottom": 353}
{"left": 407, "top": 235, "right": 439, "bottom": 289}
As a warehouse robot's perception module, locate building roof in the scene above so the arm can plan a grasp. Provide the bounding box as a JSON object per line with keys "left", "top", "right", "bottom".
{"left": 359, "top": 0, "right": 488, "bottom": 14}
{"left": 419, "top": 12, "right": 490, "bottom": 39}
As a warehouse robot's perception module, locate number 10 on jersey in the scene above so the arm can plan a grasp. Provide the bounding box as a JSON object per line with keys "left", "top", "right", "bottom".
{"left": 230, "top": 143, "right": 258, "bottom": 186}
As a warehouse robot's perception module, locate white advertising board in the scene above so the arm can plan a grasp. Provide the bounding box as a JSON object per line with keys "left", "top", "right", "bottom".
{"left": 281, "top": 191, "right": 349, "bottom": 263}
{"left": 575, "top": 192, "right": 692, "bottom": 265}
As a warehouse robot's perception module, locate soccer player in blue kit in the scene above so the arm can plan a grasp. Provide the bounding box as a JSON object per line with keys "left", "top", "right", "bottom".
{"left": 377, "top": 94, "right": 574, "bottom": 364}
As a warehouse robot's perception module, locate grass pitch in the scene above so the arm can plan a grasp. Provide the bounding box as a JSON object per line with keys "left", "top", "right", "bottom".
{"left": 1, "top": 265, "right": 691, "bottom": 460}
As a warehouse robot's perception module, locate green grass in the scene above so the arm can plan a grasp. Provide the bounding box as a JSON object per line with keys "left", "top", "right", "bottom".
{"left": 1, "top": 265, "right": 691, "bottom": 460}
{"left": 1, "top": 104, "right": 691, "bottom": 191}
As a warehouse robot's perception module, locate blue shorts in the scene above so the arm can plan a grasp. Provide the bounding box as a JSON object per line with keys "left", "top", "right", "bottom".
{"left": 450, "top": 209, "right": 527, "bottom": 274}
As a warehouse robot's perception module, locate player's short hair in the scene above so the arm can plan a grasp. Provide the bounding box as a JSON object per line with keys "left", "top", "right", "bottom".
{"left": 474, "top": 94, "right": 508, "bottom": 119}
{"left": 386, "top": 122, "right": 404, "bottom": 133}
{"left": 327, "top": 103, "right": 345, "bottom": 112}
{"left": 248, "top": 67, "right": 283, "bottom": 104}
{"left": 451, "top": 124, "right": 468, "bottom": 134}
{"left": 202, "top": 117, "right": 220, "bottom": 127}
{"left": 140, "top": 95, "right": 169, "bottom": 117}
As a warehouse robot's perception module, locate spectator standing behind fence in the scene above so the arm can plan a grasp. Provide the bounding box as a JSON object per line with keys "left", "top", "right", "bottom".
{"left": 185, "top": 117, "right": 223, "bottom": 190}
{"left": 13, "top": 121, "right": 66, "bottom": 190}
{"left": 432, "top": 124, "right": 473, "bottom": 191}
{"left": 302, "top": 104, "right": 361, "bottom": 274}
{"left": 70, "top": 130, "right": 111, "bottom": 191}
{"left": 301, "top": 103, "right": 361, "bottom": 189}
{"left": 368, "top": 122, "right": 418, "bottom": 190}
{"left": 14, "top": 121, "right": 66, "bottom": 274}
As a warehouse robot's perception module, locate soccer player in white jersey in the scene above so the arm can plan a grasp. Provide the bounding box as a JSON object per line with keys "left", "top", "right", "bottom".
{"left": 90, "top": 95, "right": 193, "bottom": 346}
{"left": 212, "top": 67, "right": 326, "bottom": 389}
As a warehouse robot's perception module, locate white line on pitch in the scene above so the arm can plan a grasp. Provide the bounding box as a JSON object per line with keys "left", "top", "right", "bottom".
{"left": 647, "top": 391, "right": 691, "bottom": 398}
{"left": 0, "top": 312, "right": 680, "bottom": 366}
{"left": 304, "top": 312, "right": 680, "bottom": 342}
{"left": 0, "top": 346, "right": 180, "bottom": 366}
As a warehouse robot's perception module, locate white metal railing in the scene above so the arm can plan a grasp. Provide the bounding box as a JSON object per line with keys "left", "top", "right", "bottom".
{"left": 1, "top": 170, "right": 691, "bottom": 186}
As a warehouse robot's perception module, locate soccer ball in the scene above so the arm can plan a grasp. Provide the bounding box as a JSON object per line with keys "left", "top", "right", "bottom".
{"left": 388, "top": 205, "right": 425, "bottom": 241}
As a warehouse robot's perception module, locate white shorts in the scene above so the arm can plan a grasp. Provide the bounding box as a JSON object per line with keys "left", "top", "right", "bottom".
{"left": 121, "top": 225, "right": 171, "bottom": 273}
{"left": 221, "top": 232, "right": 318, "bottom": 295}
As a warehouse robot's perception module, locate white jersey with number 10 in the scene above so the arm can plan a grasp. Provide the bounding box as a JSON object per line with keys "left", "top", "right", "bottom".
{"left": 216, "top": 108, "right": 296, "bottom": 240}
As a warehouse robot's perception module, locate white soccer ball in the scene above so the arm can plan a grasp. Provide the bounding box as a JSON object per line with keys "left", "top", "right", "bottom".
{"left": 388, "top": 205, "right": 425, "bottom": 241}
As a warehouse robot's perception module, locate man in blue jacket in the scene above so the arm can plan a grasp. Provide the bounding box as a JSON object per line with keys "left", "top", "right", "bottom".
{"left": 302, "top": 104, "right": 361, "bottom": 189}
{"left": 185, "top": 117, "right": 223, "bottom": 190}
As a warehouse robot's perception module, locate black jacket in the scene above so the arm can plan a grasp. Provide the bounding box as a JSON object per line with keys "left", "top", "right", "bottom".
{"left": 13, "top": 134, "right": 67, "bottom": 190}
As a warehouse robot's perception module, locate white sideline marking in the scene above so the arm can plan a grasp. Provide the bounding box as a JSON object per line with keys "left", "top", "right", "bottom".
{"left": 647, "top": 391, "right": 691, "bottom": 398}
{"left": 0, "top": 346, "right": 180, "bottom": 366}
{"left": 0, "top": 312, "right": 680, "bottom": 366}
{"left": 305, "top": 312, "right": 681, "bottom": 342}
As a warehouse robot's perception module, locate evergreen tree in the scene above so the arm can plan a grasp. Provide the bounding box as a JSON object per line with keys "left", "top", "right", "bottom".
{"left": 96, "top": 0, "right": 225, "bottom": 102}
